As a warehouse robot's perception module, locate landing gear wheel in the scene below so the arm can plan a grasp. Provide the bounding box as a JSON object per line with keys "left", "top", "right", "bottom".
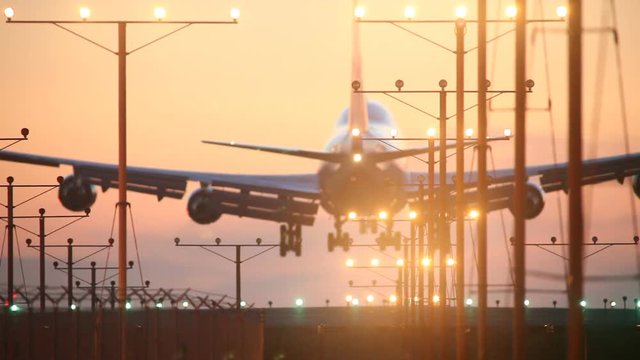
{"left": 393, "top": 231, "right": 402, "bottom": 251}
{"left": 279, "top": 224, "right": 287, "bottom": 257}
{"left": 341, "top": 232, "right": 351, "bottom": 252}
{"left": 328, "top": 233, "right": 335, "bottom": 252}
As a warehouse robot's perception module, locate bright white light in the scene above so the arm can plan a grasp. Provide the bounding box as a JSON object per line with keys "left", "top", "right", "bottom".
{"left": 4, "top": 7, "right": 15, "bottom": 20}
{"left": 524, "top": 299, "right": 530, "bottom": 307}
{"left": 446, "top": 257, "right": 455, "bottom": 266}
{"left": 346, "top": 258, "right": 355, "bottom": 267}
{"left": 125, "top": 302, "right": 132, "bottom": 310}
{"left": 366, "top": 294, "right": 374, "bottom": 303}
{"left": 351, "top": 128, "right": 361, "bottom": 137}
{"left": 409, "top": 210, "right": 417, "bottom": 220}
{"left": 556, "top": 5, "right": 568, "bottom": 19}
{"left": 345, "top": 295, "right": 353, "bottom": 303}
{"left": 404, "top": 6, "right": 416, "bottom": 19}
{"left": 9, "top": 304, "right": 19, "bottom": 312}
{"left": 154, "top": 7, "right": 166, "bottom": 21}
{"left": 503, "top": 128, "right": 513, "bottom": 137}
{"left": 610, "top": 301, "right": 617, "bottom": 308}
{"left": 455, "top": 5, "right": 468, "bottom": 19}
{"left": 390, "top": 129, "right": 398, "bottom": 138}
{"left": 230, "top": 8, "right": 240, "bottom": 20}
{"left": 579, "top": 300, "right": 587, "bottom": 308}
{"left": 156, "top": 302, "right": 163, "bottom": 308}
{"left": 378, "top": 210, "right": 388, "bottom": 220}
{"left": 466, "top": 298, "right": 473, "bottom": 306}
{"left": 79, "top": 7, "right": 91, "bottom": 20}
{"left": 465, "top": 128, "right": 474, "bottom": 138}
{"left": 240, "top": 300, "right": 247, "bottom": 308}
{"left": 389, "top": 294, "right": 398, "bottom": 303}
{"left": 505, "top": 5, "right": 517, "bottom": 19}
{"left": 432, "top": 295, "right": 440, "bottom": 303}
{"left": 351, "top": 298, "right": 360, "bottom": 306}
{"left": 370, "top": 258, "right": 380, "bottom": 267}
{"left": 353, "top": 153, "right": 363, "bottom": 163}
{"left": 427, "top": 128, "right": 437, "bottom": 138}
{"left": 354, "top": 6, "right": 365, "bottom": 19}
{"left": 421, "top": 257, "right": 431, "bottom": 267}
{"left": 70, "top": 304, "right": 77, "bottom": 310}
{"left": 396, "top": 258, "right": 405, "bottom": 267}
{"left": 295, "top": 298, "right": 304, "bottom": 307}
{"left": 348, "top": 211, "right": 357, "bottom": 220}
{"left": 182, "top": 301, "right": 189, "bottom": 308}
{"left": 468, "top": 209, "right": 480, "bottom": 219}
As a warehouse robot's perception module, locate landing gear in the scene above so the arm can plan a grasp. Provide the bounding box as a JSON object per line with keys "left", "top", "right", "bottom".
{"left": 327, "top": 218, "right": 352, "bottom": 252}
{"left": 358, "top": 219, "right": 378, "bottom": 235}
{"left": 376, "top": 221, "right": 401, "bottom": 251}
{"left": 279, "top": 223, "right": 302, "bottom": 257}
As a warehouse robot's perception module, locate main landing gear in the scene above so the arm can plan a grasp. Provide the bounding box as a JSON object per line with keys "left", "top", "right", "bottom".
{"left": 327, "top": 218, "right": 353, "bottom": 252}
{"left": 376, "top": 230, "right": 402, "bottom": 251}
{"left": 279, "top": 223, "right": 302, "bottom": 257}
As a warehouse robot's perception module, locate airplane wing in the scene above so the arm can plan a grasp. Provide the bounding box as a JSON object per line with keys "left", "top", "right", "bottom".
{"left": 0, "top": 150, "right": 321, "bottom": 225}
{"left": 406, "top": 153, "right": 640, "bottom": 215}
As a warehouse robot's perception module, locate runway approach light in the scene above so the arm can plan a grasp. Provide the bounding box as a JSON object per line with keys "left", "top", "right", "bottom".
{"left": 409, "top": 210, "right": 418, "bottom": 220}
{"left": 468, "top": 209, "right": 480, "bottom": 220}
{"left": 353, "top": 153, "right": 363, "bottom": 163}
{"left": 9, "top": 304, "right": 19, "bottom": 312}
{"left": 154, "top": 7, "right": 166, "bottom": 21}
{"left": 370, "top": 258, "right": 380, "bottom": 267}
{"left": 446, "top": 257, "right": 455, "bottom": 266}
{"left": 230, "top": 8, "right": 240, "bottom": 20}
{"left": 432, "top": 295, "right": 440, "bottom": 304}
{"left": 524, "top": 299, "right": 530, "bottom": 307}
{"left": 345, "top": 295, "right": 353, "bottom": 303}
{"left": 389, "top": 294, "right": 398, "bottom": 303}
{"left": 4, "top": 7, "right": 14, "bottom": 21}
{"left": 354, "top": 6, "right": 365, "bottom": 19}
{"left": 182, "top": 301, "right": 189, "bottom": 308}
{"left": 70, "top": 304, "right": 78, "bottom": 311}
{"left": 455, "top": 5, "right": 468, "bottom": 19}
{"left": 404, "top": 6, "right": 416, "bottom": 20}
{"left": 396, "top": 258, "right": 405, "bottom": 267}
{"left": 79, "top": 7, "right": 91, "bottom": 20}
{"left": 351, "top": 298, "right": 360, "bottom": 306}
{"left": 427, "top": 127, "right": 437, "bottom": 138}
{"left": 155, "top": 301, "right": 163, "bottom": 309}
{"left": 378, "top": 210, "right": 388, "bottom": 220}
{"left": 610, "top": 301, "right": 617, "bottom": 308}
{"left": 505, "top": 5, "right": 517, "bottom": 19}
{"left": 421, "top": 257, "right": 431, "bottom": 267}
{"left": 351, "top": 128, "right": 361, "bottom": 137}
{"left": 366, "top": 295, "right": 374, "bottom": 304}
{"left": 465, "top": 128, "right": 474, "bottom": 138}
{"left": 295, "top": 298, "right": 304, "bottom": 307}
{"left": 348, "top": 211, "right": 357, "bottom": 220}
{"left": 466, "top": 298, "right": 473, "bottom": 306}
{"left": 556, "top": 5, "right": 568, "bottom": 19}
{"left": 346, "top": 258, "right": 355, "bottom": 267}
{"left": 125, "top": 301, "right": 132, "bottom": 310}
{"left": 390, "top": 129, "right": 398, "bottom": 138}
{"left": 580, "top": 300, "right": 587, "bottom": 308}
{"left": 503, "top": 128, "right": 513, "bottom": 137}
{"left": 240, "top": 300, "right": 247, "bottom": 308}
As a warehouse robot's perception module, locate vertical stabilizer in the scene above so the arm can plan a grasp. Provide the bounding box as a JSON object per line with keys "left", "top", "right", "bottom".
{"left": 349, "top": 3, "right": 369, "bottom": 135}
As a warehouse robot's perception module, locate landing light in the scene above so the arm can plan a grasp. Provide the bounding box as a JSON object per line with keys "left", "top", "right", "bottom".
{"left": 353, "top": 153, "right": 363, "bottom": 163}
{"left": 346, "top": 258, "right": 355, "bottom": 267}
{"left": 505, "top": 5, "right": 517, "bottom": 19}
{"left": 389, "top": 294, "right": 398, "bottom": 303}
{"left": 446, "top": 257, "right": 455, "bottom": 266}
{"left": 396, "top": 258, "right": 405, "bottom": 267}
{"left": 378, "top": 210, "right": 388, "bottom": 220}
{"left": 465, "top": 128, "right": 474, "bottom": 138}
{"left": 427, "top": 128, "right": 437, "bottom": 138}
{"left": 348, "top": 211, "right": 357, "bottom": 220}
{"left": 354, "top": 6, "right": 365, "bottom": 19}
{"left": 421, "top": 257, "right": 431, "bottom": 267}
{"left": 79, "top": 7, "right": 91, "bottom": 20}
{"left": 351, "top": 128, "right": 361, "bottom": 137}
{"left": 154, "top": 7, "right": 166, "bottom": 21}
{"left": 468, "top": 209, "right": 479, "bottom": 219}
{"left": 409, "top": 210, "right": 417, "bottom": 220}
{"left": 404, "top": 6, "right": 416, "bottom": 20}
{"left": 366, "top": 295, "right": 374, "bottom": 303}
{"left": 370, "top": 258, "right": 380, "bottom": 267}
{"left": 503, "top": 128, "right": 513, "bottom": 137}
{"left": 432, "top": 295, "right": 440, "bottom": 304}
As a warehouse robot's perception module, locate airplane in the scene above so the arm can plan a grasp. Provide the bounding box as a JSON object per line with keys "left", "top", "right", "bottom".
{"left": 2, "top": 19, "right": 640, "bottom": 257}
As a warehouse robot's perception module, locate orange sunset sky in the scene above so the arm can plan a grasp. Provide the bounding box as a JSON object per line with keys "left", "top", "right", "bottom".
{"left": 1, "top": 0, "right": 640, "bottom": 308}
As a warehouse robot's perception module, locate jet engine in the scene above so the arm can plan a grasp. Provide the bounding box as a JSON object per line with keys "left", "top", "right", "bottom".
{"left": 509, "top": 182, "right": 545, "bottom": 219}
{"left": 58, "top": 175, "right": 97, "bottom": 212}
{"left": 187, "top": 188, "right": 222, "bottom": 224}
{"left": 632, "top": 174, "right": 640, "bottom": 198}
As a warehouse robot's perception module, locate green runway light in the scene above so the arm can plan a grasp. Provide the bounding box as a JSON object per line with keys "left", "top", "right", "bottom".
{"left": 125, "top": 302, "right": 132, "bottom": 310}
{"left": 9, "top": 304, "right": 19, "bottom": 312}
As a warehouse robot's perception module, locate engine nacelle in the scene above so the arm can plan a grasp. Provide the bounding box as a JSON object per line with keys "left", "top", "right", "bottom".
{"left": 632, "top": 175, "right": 640, "bottom": 198}
{"left": 509, "top": 182, "right": 546, "bottom": 220}
{"left": 58, "top": 175, "right": 97, "bottom": 212}
{"left": 187, "top": 188, "right": 222, "bottom": 224}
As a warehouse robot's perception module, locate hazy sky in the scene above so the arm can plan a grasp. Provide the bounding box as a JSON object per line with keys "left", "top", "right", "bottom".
{"left": 1, "top": 0, "right": 640, "bottom": 309}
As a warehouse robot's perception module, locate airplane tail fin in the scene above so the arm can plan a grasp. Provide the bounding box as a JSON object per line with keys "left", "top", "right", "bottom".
{"left": 349, "top": 2, "right": 368, "bottom": 153}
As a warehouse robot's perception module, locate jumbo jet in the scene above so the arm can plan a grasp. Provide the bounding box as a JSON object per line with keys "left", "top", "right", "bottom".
{"left": 2, "top": 20, "right": 640, "bottom": 257}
